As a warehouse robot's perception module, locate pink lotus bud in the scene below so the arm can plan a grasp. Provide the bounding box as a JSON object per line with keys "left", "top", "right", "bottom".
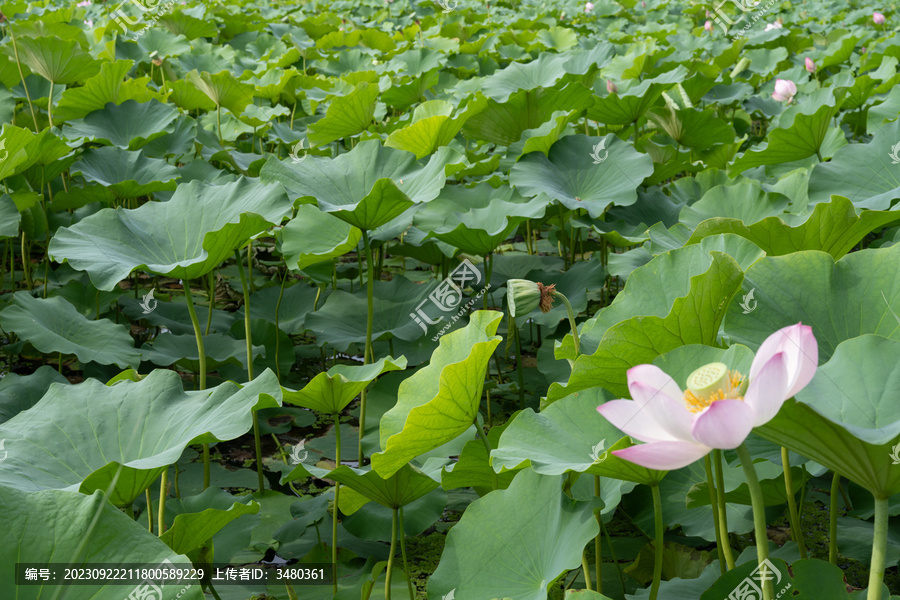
{"left": 772, "top": 78, "right": 798, "bottom": 103}
{"left": 585, "top": 2, "right": 594, "bottom": 11}
{"left": 805, "top": 57, "right": 816, "bottom": 73}
{"left": 874, "top": 11, "right": 886, "bottom": 24}
{"left": 606, "top": 80, "right": 617, "bottom": 94}
{"left": 704, "top": 20, "right": 713, "bottom": 32}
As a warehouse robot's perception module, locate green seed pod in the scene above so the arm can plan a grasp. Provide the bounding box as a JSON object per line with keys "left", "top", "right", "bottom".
{"left": 506, "top": 279, "right": 541, "bottom": 318}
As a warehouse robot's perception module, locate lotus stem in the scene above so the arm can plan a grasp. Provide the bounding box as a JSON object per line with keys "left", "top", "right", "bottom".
{"left": 593, "top": 476, "right": 603, "bottom": 593}
{"left": 158, "top": 467, "right": 168, "bottom": 535}
{"left": 704, "top": 454, "right": 726, "bottom": 574}
{"left": 385, "top": 507, "right": 399, "bottom": 600}
{"left": 182, "top": 280, "right": 210, "bottom": 487}
{"left": 146, "top": 488, "right": 153, "bottom": 531}
{"left": 714, "top": 449, "right": 736, "bottom": 570}
{"left": 359, "top": 230, "right": 375, "bottom": 465}
{"left": 216, "top": 105, "right": 223, "bottom": 147}
{"left": 333, "top": 411, "right": 341, "bottom": 595}
{"left": 581, "top": 551, "right": 592, "bottom": 590}
{"left": 552, "top": 290, "right": 580, "bottom": 358}
{"left": 235, "top": 247, "right": 264, "bottom": 493}
{"left": 867, "top": 495, "right": 889, "bottom": 600}
{"left": 475, "top": 424, "right": 498, "bottom": 491}
{"left": 398, "top": 507, "right": 414, "bottom": 600}
{"left": 829, "top": 472, "right": 840, "bottom": 564}
{"left": 47, "top": 81, "right": 54, "bottom": 128}
{"left": 8, "top": 28, "right": 38, "bottom": 131}
{"left": 205, "top": 271, "right": 214, "bottom": 335}
{"left": 781, "top": 447, "right": 807, "bottom": 558}
{"left": 511, "top": 315, "right": 525, "bottom": 410}
{"left": 274, "top": 267, "right": 288, "bottom": 381}
{"left": 736, "top": 443, "right": 774, "bottom": 600}
{"left": 649, "top": 482, "right": 664, "bottom": 600}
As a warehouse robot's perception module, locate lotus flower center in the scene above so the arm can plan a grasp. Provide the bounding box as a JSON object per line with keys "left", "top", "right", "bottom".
{"left": 683, "top": 362, "right": 745, "bottom": 413}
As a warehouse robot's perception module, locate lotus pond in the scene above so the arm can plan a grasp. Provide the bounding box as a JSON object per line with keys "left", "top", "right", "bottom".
{"left": 2, "top": 0, "right": 900, "bottom": 598}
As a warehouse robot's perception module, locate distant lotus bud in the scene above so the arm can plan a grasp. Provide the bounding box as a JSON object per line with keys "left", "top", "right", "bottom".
{"left": 606, "top": 79, "right": 617, "bottom": 94}
{"left": 585, "top": 1, "right": 594, "bottom": 11}
{"left": 772, "top": 78, "right": 798, "bottom": 103}
{"left": 874, "top": 11, "right": 886, "bottom": 24}
{"left": 704, "top": 20, "right": 713, "bottom": 32}
{"left": 805, "top": 57, "right": 816, "bottom": 72}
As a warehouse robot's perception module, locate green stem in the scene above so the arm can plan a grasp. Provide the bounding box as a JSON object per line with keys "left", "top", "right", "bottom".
{"left": 274, "top": 267, "right": 289, "bottom": 381}
{"left": 235, "top": 247, "right": 264, "bottom": 492}
{"left": 735, "top": 443, "right": 773, "bottom": 600}
{"left": 158, "top": 467, "right": 168, "bottom": 536}
{"left": 47, "top": 81, "right": 54, "bottom": 128}
{"left": 553, "top": 291, "right": 580, "bottom": 358}
{"left": 385, "top": 507, "right": 399, "bottom": 600}
{"left": 8, "top": 28, "right": 39, "bottom": 131}
{"left": 475, "top": 424, "right": 498, "bottom": 491}
{"left": 649, "top": 483, "right": 664, "bottom": 600}
{"left": 704, "top": 455, "right": 726, "bottom": 574}
{"left": 183, "top": 280, "right": 209, "bottom": 487}
{"left": 868, "top": 496, "right": 889, "bottom": 600}
{"left": 398, "top": 507, "right": 415, "bottom": 600}
{"left": 714, "top": 450, "right": 736, "bottom": 570}
{"left": 216, "top": 104, "right": 223, "bottom": 147}
{"left": 333, "top": 412, "right": 341, "bottom": 595}
{"left": 146, "top": 488, "right": 153, "bottom": 531}
{"left": 581, "top": 551, "right": 593, "bottom": 591}
{"left": 125, "top": 502, "right": 134, "bottom": 519}
{"left": 205, "top": 271, "right": 214, "bottom": 335}
{"left": 593, "top": 476, "right": 603, "bottom": 594}
{"left": 829, "top": 472, "right": 840, "bottom": 564}
{"left": 782, "top": 447, "right": 807, "bottom": 558}
{"left": 512, "top": 315, "right": 525, "bottom": 410}
{"left": 359, "top": 230, "right": 375, "bottom": 465}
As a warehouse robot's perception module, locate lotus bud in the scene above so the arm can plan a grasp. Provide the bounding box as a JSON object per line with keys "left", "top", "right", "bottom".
{"left": 585, "top": 1, "right": 594, "bottom": 11}
{"left": 606, "top": 79, "right": 618, "bottom": 94}
{"left": 874, "top": 11, "right": 886, "bottom": 24}
{"left": 771, "top": 78, "right": 797, "bottom": 103}
{"left": 704, "top": 20, "right": 713, "bottom": 32}
{"left": 805, "top": 57, "right": 816, "bottom": 72}
{"left": 730, "top": 57, "right": 751, "bottom": 78}
{"left": 507, "top": 280, "right": 556, "bottom": 317}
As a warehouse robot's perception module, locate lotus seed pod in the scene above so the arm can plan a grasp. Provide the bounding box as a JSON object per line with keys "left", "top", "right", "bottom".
{"left": 506, "top": 279, "right": 541, "bottom": 318}
{"left": 686, "top": 362, "right": 729, "bottom": 401}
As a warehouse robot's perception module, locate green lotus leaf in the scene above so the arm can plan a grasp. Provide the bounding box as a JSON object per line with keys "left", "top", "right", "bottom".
{"left": 427, "top": 468, "right": 599, "bottom": 600}
{"left": 4, "top": 35, "right": 100, "bottom": 84}
{"left": 477, "top": 52, "right": 572, "bottom": 103}
{"left": 415, "top": 182, "right": 548, "bottom": 255}
{"left": 0, "top": 365, "right": 68, "bottom": 424}
{"left": 648, "top": 106, "right": 735, "bottom": 151}
{"left": 62, "top": 100, "right": 180, "bottom": 150}
{"left": 330, "top": 463, "right": 439, "bottom": 514}
{"left": 238, "top": 282, "right": 321, "bottom": 335}
{"left": 259, "top": 140, "right": 461, "bottom": 231}
{"left": 304, "top": 276, "right": 437, "bottom": 350}
{"left": 160, "top": 494, "right": 261, "bottom": 555}
{"left": 49, "top": 177, "right": 290, "bottom": 291}
{"left": 139, "top": 332, "right": 265, "bottom": 371}
{"left": 282, "top": 356, "right": 407, "bottom": 414}
{"left": 70, "top": 146, "right": 179, "bottom": 198}
{"left": 137, "top": 27, "right": 192, "bottom": 58}
{"left": 587, "top": 66, "right": 686, "bottom": 126}
{"left": 371, "top": 310, "right": 503, "bottom": 478}
{"left": 307, "top": 81, "right": 379, "bottom": 146}
{"left": 186, "top": 69, "right": 253, "bottom": 115}
{"left": 507, "top": 109, "right": 578, "bottom": 158}
{"left": 510, "top": 134, "right": 654, "bottom": 218}
{"left": 723, "top": 245, "right": 900, "bottom": 361}
{"left": 0, "top": 487, "right": 203, "bottom": 600}
{"left": 686, "top": 195, "right": 900, "bottom": 259}
{"left": 0, "top": 124, "right": 42, "bottom": 181}
{"left": 808, "top": 118, "right": 900, "bottom": 210}
{"left": 493, "top": 387, "right": 657, "bottom": 493}
{"left": 0, "top": 368, "right": 281, "bottom": 505}
{"left": 278, "top": 204, "right": 362, "bottom": 271}
{"left": 441, "top": 424, "right": 520, "bottom": 492}
{"left": 462, "top": 83, "right": 595, "bottom": 146}
{"left": 511, "top": 258, "right": 607, "bottom": 328}
{"left": 158, "top": 12, "right": 219, "bottom": 39}
{"left": 757, "top": 335, "right": 900, "bottom": 497}
{"left": 119, "top": 296, "right": 238, "bottom": 336}
{"left": 385, "top": 95, "right": 488, "bottom": 159}
{"left": 679, "top": 180, "right": 788, "bottom": 230}
{"left": 0, "top": 293, "right": 142, "bottom": 369}
{"left": 548, "top": 249, "right": 743, "bottom": 401}
{"left": 53, "top": 60, "right": 167, "bottom": 123}
{"left": 0, "top": 193, "right": 20, "bottom": 236}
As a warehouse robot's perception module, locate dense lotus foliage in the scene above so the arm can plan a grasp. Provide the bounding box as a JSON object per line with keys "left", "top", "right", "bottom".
{"left": 1, "top": 0, "right": 900, "bottom": 598}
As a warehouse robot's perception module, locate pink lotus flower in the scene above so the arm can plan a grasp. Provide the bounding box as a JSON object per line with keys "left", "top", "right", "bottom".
{"left": 805, "top": 57, "right": 816, "bottom": 73}
{"left": 772, "top": 78, "right": 798, "bottom": 103}
{"left": 77, "top": 0, "right": 91, "bottom": 6}
{"left": 704, "top": 20, "right": 713, "bottom": 32}
{"left": 585, "top": 2, "right": 594, "bottom": 12}
{"left": 596, "top": 324, "right": 817, "bottom": 470}
{"left": 85, "top": 19, "right": 93, "bottom": 27}
{"left": 874, "top": 11, "right": 886, "bottom": 24}
{"left": 764, "top": 21, "right": 783, "bottom": 31}
{"left": 606, "top": 79, "right": 617, "bottom": 94}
